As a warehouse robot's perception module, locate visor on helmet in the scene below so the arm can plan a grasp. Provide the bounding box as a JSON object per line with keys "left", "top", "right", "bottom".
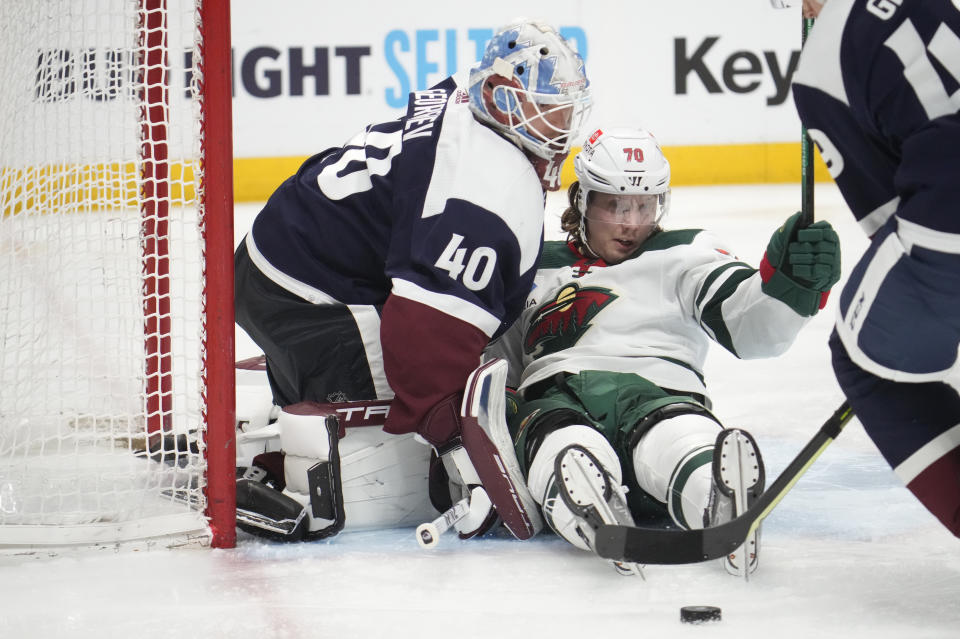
{"left": 583, "top": 191, "right": 670, "bottom": 228}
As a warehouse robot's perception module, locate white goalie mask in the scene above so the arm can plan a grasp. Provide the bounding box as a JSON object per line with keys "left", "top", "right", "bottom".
{"left": 468, "top": 19, "right": 592, "bottom": 189}
{"left": 573, "top": 128, "right": 671, "bottom": 255}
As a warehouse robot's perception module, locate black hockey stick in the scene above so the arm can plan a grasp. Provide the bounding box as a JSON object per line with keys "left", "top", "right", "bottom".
{"left": 595, "top": 401, "right": 853, "bottom": 564}
{"left": 799, "top": 15, "right": 816, "bottom": 226}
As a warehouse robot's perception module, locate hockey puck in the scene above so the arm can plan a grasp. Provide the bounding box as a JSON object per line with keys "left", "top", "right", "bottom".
{"left": 680, "top": 606, "right": 722, "bottom": 623}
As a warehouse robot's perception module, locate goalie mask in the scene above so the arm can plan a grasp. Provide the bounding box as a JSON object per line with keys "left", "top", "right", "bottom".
{"left": 468, "top": 19, "right": 592, "bottom": 190}
{"left": 573, "top": 128, "right": 671, "bottom": 257}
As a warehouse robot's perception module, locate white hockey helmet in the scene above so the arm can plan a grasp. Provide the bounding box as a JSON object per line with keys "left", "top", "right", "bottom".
{"left": 468, "top": 19, "right": 592, "bottom": 164}
{"left": 572, "top": 128, "right": 671, "bottom": 255}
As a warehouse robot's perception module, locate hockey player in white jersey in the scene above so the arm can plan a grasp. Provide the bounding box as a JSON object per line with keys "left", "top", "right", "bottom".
{"left": 487, "top": 127, "right": 842, "bottom": 574}
{"left": 232, "top": 19, "right": 591, "bottom": 541}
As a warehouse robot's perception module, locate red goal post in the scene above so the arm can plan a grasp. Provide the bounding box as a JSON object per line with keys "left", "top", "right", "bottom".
{"left": 0, "top": 0, "right": 235, "bottom": 550}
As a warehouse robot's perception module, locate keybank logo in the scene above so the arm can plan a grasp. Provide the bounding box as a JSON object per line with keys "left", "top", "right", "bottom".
{"left": 674, "top": 37, "right": 800, "bottom": 106}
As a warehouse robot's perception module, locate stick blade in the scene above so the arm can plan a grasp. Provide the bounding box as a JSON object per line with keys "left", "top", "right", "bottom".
{"left": 595, "top": 402, "right": 855, "bottom": 565}
{"left": 595, "top": 524, "right": 708, "bottom": 564}
{"left": 595, "top": 519, "right": 756, "bottom": 565}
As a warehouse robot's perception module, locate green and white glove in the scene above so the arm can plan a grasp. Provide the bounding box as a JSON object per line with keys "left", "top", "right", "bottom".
{"left": 760, "top": 211, "right": 841, "bottom": 316}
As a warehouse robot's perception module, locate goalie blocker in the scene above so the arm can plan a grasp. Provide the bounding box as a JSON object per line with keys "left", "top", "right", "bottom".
{"left": 235, "top": 358, "right": 542, "bottom": 542}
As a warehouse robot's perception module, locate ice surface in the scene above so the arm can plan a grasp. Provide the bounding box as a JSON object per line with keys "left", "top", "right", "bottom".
{"left": 1, "top": 184, "right": 957, "bottom": 638}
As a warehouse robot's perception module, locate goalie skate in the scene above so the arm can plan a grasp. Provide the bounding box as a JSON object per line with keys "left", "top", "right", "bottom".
{"left": 235, "top": 479, "right": 308, "bottom": 541}
{"left": 705, "top": 428, "right": 765, "bottom": 577}
{"left": 550, "top": 445, "right": 644, "bottom": 577}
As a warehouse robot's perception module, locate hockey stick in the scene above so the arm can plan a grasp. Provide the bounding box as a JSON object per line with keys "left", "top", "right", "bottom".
{"left": 416, "top": 496, "right": 472, "bottom": 548}
{"left": 767, "top": 4, "right": 815, "bottom": 224}
{"left": 594, "top": 401, "right": 854, "bottom": 564}
{"left": 799, "top": 14, "right": 816, "bottom": 226}
{"left": 719, "top": 7, "right": 820, "bottom": 582}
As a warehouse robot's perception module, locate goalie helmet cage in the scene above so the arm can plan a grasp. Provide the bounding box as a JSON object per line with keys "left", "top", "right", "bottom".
{"left": 0, "top": 0, "right": 236, "bottom": 550}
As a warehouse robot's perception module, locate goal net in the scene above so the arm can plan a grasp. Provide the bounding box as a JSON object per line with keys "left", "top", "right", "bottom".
{"left": 0, "top": 0, "right": 235, "bottom": 550}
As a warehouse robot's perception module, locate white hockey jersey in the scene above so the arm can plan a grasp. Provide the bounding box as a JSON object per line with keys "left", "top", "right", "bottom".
{"left": 490, "top": 231, "right": 812, "bottom": 398}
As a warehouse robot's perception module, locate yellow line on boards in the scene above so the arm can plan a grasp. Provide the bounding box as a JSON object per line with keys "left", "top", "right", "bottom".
{"left": 1, "top": 143, "right": 833, "bottom": 215}
{"left": 235, "top": 142, "right": 832, "bottom": 202}
{"left": 656, "top": 142, "right": 832, "bottom": 186}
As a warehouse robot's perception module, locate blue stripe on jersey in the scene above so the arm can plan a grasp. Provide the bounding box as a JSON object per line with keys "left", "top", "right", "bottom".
{"left": 838, "top": 221, "right": 960, "bottom": 376}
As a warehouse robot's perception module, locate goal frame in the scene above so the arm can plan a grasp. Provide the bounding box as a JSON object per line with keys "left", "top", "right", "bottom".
{"left": 0, "top": 0, "right": 236, "bottom": 550}
{"left": 194, "top": 0, "right": 236, "bottom": 550}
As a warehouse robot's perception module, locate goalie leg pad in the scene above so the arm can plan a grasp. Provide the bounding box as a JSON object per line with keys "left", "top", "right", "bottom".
{"left": 460, "top": 359, "right": 543, "bottom": 540}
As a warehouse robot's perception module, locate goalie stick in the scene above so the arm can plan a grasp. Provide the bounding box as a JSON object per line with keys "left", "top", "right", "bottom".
{"left": 594, "top": 401, "right": 854, "bottom": 565}
{"left": 416, "top": 496, "right": 471, "bottom": 548}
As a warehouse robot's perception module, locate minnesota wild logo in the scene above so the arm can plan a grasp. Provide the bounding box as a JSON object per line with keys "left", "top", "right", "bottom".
{"left": 524, "top": 284, "right": 617, "bottom": 357}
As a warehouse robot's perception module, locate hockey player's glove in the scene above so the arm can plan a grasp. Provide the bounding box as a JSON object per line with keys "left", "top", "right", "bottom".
{"left": 760, "top": 211, "right": 841, "bottom": 316}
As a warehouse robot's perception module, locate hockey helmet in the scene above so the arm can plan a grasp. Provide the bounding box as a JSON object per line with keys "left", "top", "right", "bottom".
{"left": 468, "top": 19, "right": 592, "bottom": 166}
{"left": 572, "top": 128, "right": 671, "bottom": 255}
{"left": 574, "top": 128, "right": 671, "bottom": 219}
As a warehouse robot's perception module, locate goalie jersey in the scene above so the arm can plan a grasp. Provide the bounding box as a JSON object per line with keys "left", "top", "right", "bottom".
{"left": 245, "top": 74, "right": 543, "bottom": 339}
{"left": 490, "top": 232, "right": 812, "bottom": 399}
{"left": 241, "top": 74, "right": 545, "bottom": 435}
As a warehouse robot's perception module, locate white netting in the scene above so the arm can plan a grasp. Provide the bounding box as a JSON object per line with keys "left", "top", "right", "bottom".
{"left": 0, "top": 0, "right": 212, "bottom": 547}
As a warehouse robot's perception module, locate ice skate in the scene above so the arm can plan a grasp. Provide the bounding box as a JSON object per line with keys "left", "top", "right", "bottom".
{"left": 548, "top": 444, "right": 644, "bottom": 577}
{"left": 704, "top": 428, "right": 765, "bottom": 576}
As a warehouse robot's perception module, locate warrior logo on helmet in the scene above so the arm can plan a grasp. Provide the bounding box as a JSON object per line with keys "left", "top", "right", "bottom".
{"left": 524, "top": 284, "right": 617, "bottom": 357}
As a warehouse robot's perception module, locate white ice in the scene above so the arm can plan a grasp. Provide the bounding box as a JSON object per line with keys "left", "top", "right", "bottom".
{"left": 1, "top": 184, "right": 958, "bottom": 638}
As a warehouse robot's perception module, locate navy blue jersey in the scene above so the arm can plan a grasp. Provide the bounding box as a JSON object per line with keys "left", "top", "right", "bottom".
{"left": 246, "top": 75, "right": 545, "bottom": 341}
{"left": 794, "top": 0, "right": 960, "bottom": 544}
{"left": 241, "top": 74, "right": 546, "bottom": 437}
{"left": 793, "top": 0, "right": 960, "bottom": 237}
{"left": 793, "top": 0, "right": 960, "bottom": 381}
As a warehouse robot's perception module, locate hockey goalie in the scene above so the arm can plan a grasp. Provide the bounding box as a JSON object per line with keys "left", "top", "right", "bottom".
{"left": 231, "top": 19, "right": 590, "bottom": 545}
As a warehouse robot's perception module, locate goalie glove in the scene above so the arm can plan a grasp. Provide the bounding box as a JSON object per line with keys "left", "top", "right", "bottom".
{"left": 760, "top": 211, "right": 841, "bottom": 316}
